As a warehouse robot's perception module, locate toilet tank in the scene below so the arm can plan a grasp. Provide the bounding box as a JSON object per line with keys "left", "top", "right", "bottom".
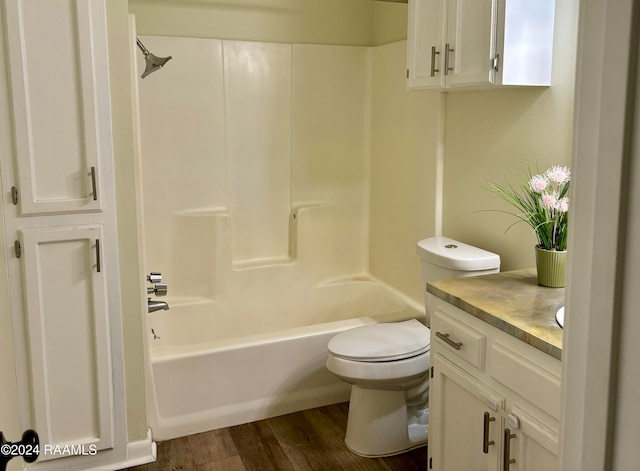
{"left": 416, "top": 237, "right": 500, "bottom": 323}
{"left": 416, "top": 236, "right": 500, "bottom": 284}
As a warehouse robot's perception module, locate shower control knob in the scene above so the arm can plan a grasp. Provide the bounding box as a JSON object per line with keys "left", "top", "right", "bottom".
{"left": 147, "top": 283, "right": 168, "bottom": 296}
{"left": 154, "top": 283, "right": 168, "bottom": 296}
{"left": 147, "top": 272, "right": 162, "bottom": 283}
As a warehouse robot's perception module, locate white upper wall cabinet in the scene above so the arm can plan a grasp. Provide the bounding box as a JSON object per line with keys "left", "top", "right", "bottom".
{"left": 407, "top": 0, "right": 555, "bottom": 90}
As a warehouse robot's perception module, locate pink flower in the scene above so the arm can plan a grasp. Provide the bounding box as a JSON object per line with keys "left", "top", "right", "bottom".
{"left": 558, "top": 197, "right": 569, "bottom": 213}
{"left": 529, "top": 175, "right": 549, "bottom": 193}
{"left": 540, "top": 193, "right": 559, "bottom": 210}
{"left": 544, "top": 166, "right": 571, "bottom": 184}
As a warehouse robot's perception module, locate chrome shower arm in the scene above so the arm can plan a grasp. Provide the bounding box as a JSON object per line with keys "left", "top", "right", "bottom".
{"left": 136, "top": 38, "right": 150, "bottom": 56}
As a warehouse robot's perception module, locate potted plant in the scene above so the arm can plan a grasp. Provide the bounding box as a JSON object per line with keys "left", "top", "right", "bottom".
{"left": 489, "top": 165, "right": 570, "bottom": 287}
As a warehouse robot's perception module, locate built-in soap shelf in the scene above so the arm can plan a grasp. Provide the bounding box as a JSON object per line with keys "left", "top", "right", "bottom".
{"left": 159, "top": 201, "right": 350, "bottom": 299}
{"left": 230, "top": 201, "right": 334, "bottom": 270}
{"left": 317, "top": 273, "right": 376, "bottom": 286}
{"left": 174, "top": 207, "right": 228, "bottom": 217}
{"left": 290, "top": 201, "right": 333, "bottom": 219}
{"left": 232, "top": 256, "right": 295, "bottom": 270}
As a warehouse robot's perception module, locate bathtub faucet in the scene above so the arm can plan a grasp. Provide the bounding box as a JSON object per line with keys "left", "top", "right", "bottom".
{"left": 146, "top": 271, "right": 169, "bottom": 313}
{"left": 148, "top": 298, "right": 169, "bottom": 313}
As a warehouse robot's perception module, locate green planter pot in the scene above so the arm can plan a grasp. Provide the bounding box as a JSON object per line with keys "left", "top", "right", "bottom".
{"left": 535, "top": 246, "right": 567, "bottom": 288}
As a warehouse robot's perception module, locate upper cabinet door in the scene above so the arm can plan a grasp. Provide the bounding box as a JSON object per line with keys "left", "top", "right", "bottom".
{"left": 3, "top": 0, "right": 111, "bottom": 215}
{"left": 445, "top": 0, "right": 497, "bottom": 88}
{"left": 406, "top": 0, "right": 445, "bottom": 89}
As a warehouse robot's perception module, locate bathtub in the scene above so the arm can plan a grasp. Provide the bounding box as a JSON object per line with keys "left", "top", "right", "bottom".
{"left": 145, "top": 277, "right": 424, "bottom": 441}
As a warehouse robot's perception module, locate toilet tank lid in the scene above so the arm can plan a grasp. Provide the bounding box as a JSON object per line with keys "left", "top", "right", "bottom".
{"left": 416, "top": 236, "right": 500, "bottom": 271}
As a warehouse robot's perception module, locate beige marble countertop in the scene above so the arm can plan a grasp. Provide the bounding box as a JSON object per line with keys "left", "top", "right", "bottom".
{"left": 427, "top": 268, "right": 564, "bottom": 360}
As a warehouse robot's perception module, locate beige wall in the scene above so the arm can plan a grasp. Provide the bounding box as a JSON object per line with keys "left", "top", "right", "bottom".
{"left": 442, "top": 0, "right": 579, "bottom": 271}
{"left": 369, "top": 41, "right": 441, "bottom": 304}
{"left": 129, "top": 0, "right": 374, "bottom": 46}
{"left": 107, "top": 0, "right": 148, "bottom": 442}
{"left": 373, "top": 2, "right": 408, "bottom": 45}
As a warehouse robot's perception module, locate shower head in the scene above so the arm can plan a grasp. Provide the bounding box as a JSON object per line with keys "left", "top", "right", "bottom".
{"left": 136, "top": 38, "right": 172, "bottom": 79}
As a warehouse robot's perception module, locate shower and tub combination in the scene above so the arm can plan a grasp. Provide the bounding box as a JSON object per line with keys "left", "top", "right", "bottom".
{"left": 132, "top": 34, "right": 425, "bottom": 440}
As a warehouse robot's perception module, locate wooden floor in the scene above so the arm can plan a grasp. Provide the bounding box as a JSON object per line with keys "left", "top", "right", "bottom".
{"left": 123, "top": 403, "right": 426, "bottom": 471}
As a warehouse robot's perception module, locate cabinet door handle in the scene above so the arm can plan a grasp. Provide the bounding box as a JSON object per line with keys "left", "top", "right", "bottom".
{"left": 95, "top": 239, "right": 101, "bottom": 273}
{"left": 430, "top": 46, "right": 440, "bottom": 76}
{"left": 503, "top": 428, "right": 516, "bottom": 470}
{"left": 482, "top": 412, "right": 495, "bottom": 453}
{"left": 444, "top": 43, "right": 454, "bottom": 75}
{"left": 435, "top": 331, "right": 463, "bottom": 350}
{"left": 90, "top": 166, "right": 98, "bottom": 201}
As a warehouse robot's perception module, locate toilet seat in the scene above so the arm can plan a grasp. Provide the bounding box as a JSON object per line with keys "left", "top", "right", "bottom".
{"left": 328, "top": 319, "right": 430, "bottom": 362}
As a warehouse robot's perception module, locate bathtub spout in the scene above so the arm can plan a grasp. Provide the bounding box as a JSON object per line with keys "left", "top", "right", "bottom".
{"left": 148, "top": 298, "right": 169, "bottom": 313}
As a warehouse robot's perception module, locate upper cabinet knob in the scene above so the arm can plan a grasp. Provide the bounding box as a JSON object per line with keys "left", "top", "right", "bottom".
{"left": 147, "top": 272, "right": 162, "bottom": 283}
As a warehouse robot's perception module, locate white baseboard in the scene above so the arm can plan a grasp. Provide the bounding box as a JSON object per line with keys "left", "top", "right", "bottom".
{"left": 124, "top": 428, "right": 156, "bottom": 468}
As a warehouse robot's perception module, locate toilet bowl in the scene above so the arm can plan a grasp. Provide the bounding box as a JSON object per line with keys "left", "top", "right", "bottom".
{"left": 326, "top": 236, "right": 500, "bottom": 458}
{"left": 326, "top": 319, "right": 431, "bottom": 457}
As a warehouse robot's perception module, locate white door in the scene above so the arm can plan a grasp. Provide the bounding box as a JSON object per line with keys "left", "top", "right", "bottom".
{"left": 445, "top": 0, "right": 497, "bottom": 88}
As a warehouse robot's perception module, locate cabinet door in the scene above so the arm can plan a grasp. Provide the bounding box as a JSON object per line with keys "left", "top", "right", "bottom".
{"left": 19, "top": 225, "right": 114, "bottom": 460}
{"left": 407, "top": 0, "right": 445, "bottom": 89}
{"left": 3, "top": 0, "right": 111, "bottom": 215}
{"left": 444, "top": 0, "right": 497, "bottom": 88}
{"left": 430, "top": 354, "right": 503, "bottom": 471}
{"left": 505, "top": 407, "right": 559, "bottom": 471}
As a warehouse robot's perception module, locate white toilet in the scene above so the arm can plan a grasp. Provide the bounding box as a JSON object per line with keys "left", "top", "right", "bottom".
{"left": 326, "top": 236, "right": 500, "bottom": 457}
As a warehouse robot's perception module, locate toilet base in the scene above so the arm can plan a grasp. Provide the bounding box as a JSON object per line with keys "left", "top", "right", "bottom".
{"left": 344, "top": 385, "right": 428, "bottom": 457}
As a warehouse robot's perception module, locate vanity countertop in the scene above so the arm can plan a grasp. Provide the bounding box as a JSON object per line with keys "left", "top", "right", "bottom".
{"left": 427, "top": 268, "right": 564, "bottom": 360}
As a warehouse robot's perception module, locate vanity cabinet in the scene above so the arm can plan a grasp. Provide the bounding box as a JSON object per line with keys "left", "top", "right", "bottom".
{"left": 407, "top": 0, "right": 556, "bottom": 90}
{"left": 0, "top": 0, "right": 130, "bottom": 469}
{"left": 428, "top": 296, "right": 561, "bottom": 471}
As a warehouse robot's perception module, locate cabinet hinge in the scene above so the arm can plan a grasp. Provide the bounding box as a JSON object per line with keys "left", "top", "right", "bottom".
{"left": 430, "top": 366, "right": 434, "bottom": 378}
{"left": 406, "top": 68, "right": 409, "bottom": 79}
{"left": 14, "top": 240, "right": 21, "bottom": 259}
{"left": 11, "top": 186, "right": 18, "bottom": 205}
{"left": 492, "top": 54, "right": 500, "bottom": 72}
{"left": 429, "top": 456, "right": 432, "bottom": 469}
